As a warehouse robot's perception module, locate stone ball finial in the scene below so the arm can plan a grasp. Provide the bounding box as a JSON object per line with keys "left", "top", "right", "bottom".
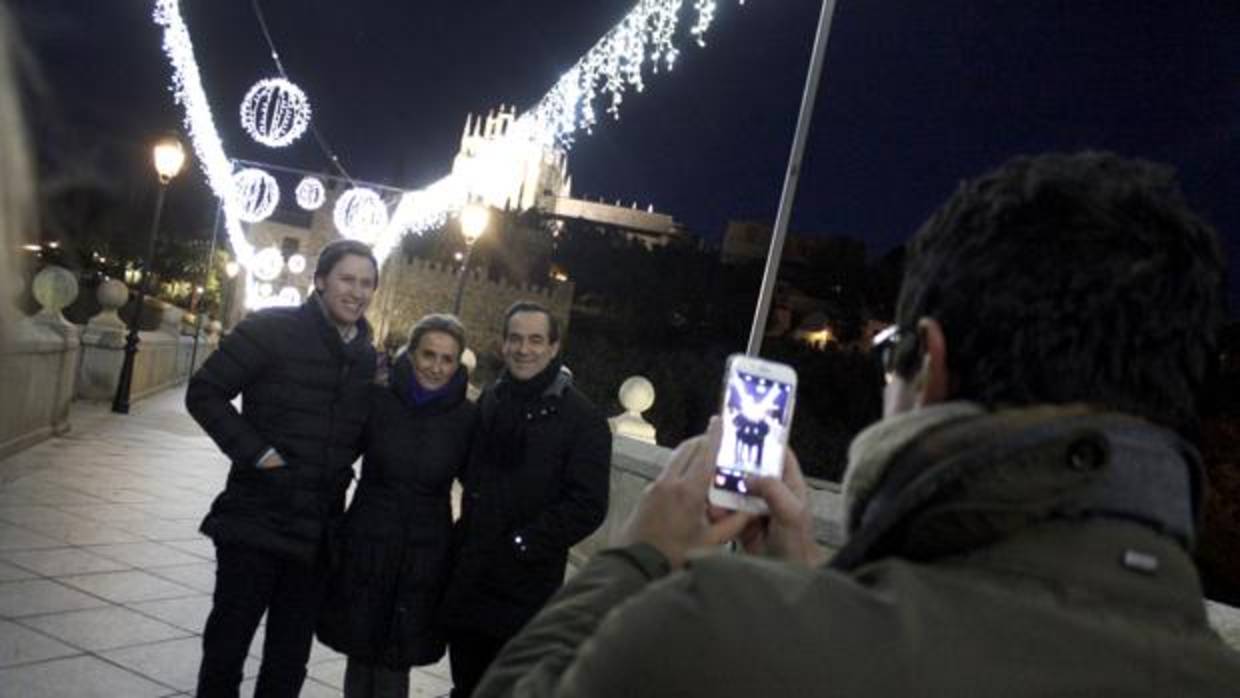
{"left": 461, "top": 347, "right": 477, "bottom": 373}
{"left": 619, "top": 376, "right": 655, "bottom": 414}
{"left": 96, "top": 279, "right": 128, "bottom": 311}
{"left": 32, "top": 265, "right": 79, "bottom": 315}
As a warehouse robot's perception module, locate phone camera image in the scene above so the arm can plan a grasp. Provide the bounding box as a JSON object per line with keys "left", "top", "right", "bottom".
{"left": 714, "top": 370, "right": 793, "bottom": 493}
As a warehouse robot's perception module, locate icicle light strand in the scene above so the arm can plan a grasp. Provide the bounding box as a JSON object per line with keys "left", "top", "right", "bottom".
{"left": 153, "top": 0, "right": 746, "bottom": 272}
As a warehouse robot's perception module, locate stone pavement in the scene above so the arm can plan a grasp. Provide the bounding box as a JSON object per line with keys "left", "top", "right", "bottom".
{"left": 0, "top": 388, "right": 451, "bottom": 697}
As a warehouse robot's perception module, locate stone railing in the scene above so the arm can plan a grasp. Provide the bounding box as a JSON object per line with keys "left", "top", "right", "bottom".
{"left": 76, "top": 278, "right": 219, "bottom": 403}
{"left": 0, "top": 267, "right": 81, "bottom": 460}
{"left": 0, "top": 266, "right": 220, "bottom": 459}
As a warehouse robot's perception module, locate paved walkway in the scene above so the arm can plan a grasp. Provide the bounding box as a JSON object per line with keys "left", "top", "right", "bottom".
{"left": 0, "top": 388, "right": 450, "bottom": 697}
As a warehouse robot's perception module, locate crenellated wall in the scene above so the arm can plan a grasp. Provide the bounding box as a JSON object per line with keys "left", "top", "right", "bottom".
{"left": 368, "top": 256, "right": 574, "bottom": 359}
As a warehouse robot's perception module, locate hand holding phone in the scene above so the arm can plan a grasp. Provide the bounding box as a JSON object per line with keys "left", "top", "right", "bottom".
{"left": 710, "top": 355, "right": 798, "bottom": 514}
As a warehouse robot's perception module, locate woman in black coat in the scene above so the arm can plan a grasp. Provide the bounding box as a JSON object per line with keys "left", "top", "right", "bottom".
{"left": 318, "top": 314, "right": 475, "bottom": 698}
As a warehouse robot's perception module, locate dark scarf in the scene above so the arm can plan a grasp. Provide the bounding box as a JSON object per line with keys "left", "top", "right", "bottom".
{"left": 389, "top": 353, "right": 467, "bottom": 416}
{"left": 481, "top": 356, "right": 565, "bottom": 468}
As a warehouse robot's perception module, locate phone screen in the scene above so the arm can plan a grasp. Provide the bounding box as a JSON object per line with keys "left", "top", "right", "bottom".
{"left": 714, "top": 368, "right": 794, "bottom": 495}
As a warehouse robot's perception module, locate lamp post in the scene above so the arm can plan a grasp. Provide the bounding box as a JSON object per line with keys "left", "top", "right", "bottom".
{"left": 451, "top": 202, "right": 490, "bottom": 315}
{"left": 112, "top": 135, "right": 186, "bottom": 414}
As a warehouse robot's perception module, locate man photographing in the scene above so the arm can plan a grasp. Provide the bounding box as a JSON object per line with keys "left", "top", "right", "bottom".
{"left": 475, "top": 152, "right": 1240, "bottom": 696}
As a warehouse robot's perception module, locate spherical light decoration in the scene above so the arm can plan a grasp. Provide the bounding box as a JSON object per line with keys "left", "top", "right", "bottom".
{"left": 240, "top": 77, "right": 312, "bottom": 148}
{"left": 295, "top": 176, "right": 325, "bottom": 210}
{"left": 233, "top": 168, "right": 280, "bottom": 223}
{"left": 286, "top": 253, "right": 307, "bottom": 275}
{"left": 277, "top": 286, "right": 302, "bottom": 306}
{"left": 333, "top": 187, "right": 389, "bottom": 243}
{"left": 252, "top": 246, "right": 285, "bottom": 282}
{"left": 257, "top": 282, "right": 274, "bottom": 298}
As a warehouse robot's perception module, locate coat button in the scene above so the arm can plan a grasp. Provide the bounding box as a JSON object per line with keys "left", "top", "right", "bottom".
{"left": 1067, "top": 437, "right": 1107, "bottom": 472}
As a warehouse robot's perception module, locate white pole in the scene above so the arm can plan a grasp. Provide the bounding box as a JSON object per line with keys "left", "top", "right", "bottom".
{"left": 745, "top": 0, "right": 840, "bottom": 356}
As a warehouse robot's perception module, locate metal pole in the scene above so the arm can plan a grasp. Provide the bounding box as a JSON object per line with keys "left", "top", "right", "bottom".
{"left": 113, "top": 183, "right": 168, "bottom": 414}
{"left": 189, "top": 199, "right": 223, "bottom": 374}
{"left": 745, "top": 0, "right": 840, "bottom": 356}
{"left": 451, "top": 243, "right": 475, "bottom": 316}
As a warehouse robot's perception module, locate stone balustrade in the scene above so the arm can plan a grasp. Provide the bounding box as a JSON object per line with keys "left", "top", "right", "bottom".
{"left": 0, "top": 266, "right": 220, "bottom": 459}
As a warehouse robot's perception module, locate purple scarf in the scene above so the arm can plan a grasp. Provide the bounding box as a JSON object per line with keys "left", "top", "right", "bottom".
{"left": 408, "top": 369, "right": 464, "bottom": 407}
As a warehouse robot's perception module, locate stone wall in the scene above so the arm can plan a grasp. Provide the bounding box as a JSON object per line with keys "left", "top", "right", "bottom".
{"left": 0, "top": 314, "right": 79, "bottom": 460}
{"left": 368, "top": 256, "right": 573, "bottom": 361}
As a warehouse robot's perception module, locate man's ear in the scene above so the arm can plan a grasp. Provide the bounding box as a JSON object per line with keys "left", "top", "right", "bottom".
{"left": 913, "top": 317, "right": 950, "bottom": 407}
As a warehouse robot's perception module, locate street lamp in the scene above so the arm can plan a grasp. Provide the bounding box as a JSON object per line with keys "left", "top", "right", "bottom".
{"left": 451, "top": 202, "right": 490, "bottom": 315}
{"left": 112, "top": 134, "right": 186, "bottom": 414}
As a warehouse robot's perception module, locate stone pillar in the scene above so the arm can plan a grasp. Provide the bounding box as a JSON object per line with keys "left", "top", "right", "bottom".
{"left": 30, "top": 267, "right": 80, "bottom": 435}
{"left": 0, "top": 266, "right": 81, "bottom": 458}
{"left": 609, "top": 375, "right": 657, "bottom": 445}
{"left": 77, "top": 279, "right": 130, "bottom": 401}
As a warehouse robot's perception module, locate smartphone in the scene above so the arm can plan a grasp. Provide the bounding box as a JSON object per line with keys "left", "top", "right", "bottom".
{"left": 709, "top": 354, "right": 798, "bottom": 513}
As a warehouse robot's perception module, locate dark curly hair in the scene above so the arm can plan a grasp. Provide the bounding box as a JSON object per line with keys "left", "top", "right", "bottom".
{"left": 894, "top": 151, "right": 1225, "bottom": 435}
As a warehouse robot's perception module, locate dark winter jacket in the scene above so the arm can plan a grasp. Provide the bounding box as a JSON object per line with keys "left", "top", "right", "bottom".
{"left": 186, "top": 295, "right": 376, "bottom": 565}
{"left": 317, "top": 357, "right": 475, "bottom": 668}
{"left": 476, "top": 407, "right": 1240, "bottom": 698}
{"left": 440, "top": 366, "right": 612, "bottom": 640}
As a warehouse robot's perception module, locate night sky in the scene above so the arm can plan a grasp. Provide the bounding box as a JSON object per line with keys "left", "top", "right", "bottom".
{"left": 12, "top": 0, "right": 1240, "bottom": 308}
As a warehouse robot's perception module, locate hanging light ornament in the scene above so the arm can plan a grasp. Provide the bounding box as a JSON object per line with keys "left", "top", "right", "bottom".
{"left": 277, "top": 286, "right": 303, "bottom": 306}
{"left": 240, "top": 77, "right": 312, "bottom": 147}
{"left": 295, "top": 176, "right": 325, "bottom": 210}
{"left": 233, "top": 168, "right": 280, "bottom": 223}
{"left": 334, "top": 187, "right": 389, "bottom": 243}
{"left": 286, "top": 253, "right": 307, "bottom": 274}
{"left": 252, "top": 246, "right": 285, "bottom": 282}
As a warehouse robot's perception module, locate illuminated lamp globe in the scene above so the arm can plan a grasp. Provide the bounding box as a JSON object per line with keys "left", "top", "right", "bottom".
{"left": 152, "top": 136, "right": 187, "bottom": 184}
{"left": 459, "top": 203, "right": 490, "bottom": 245}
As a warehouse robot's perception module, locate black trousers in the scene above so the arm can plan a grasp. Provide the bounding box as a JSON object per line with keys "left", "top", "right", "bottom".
{"left": 196, "top": 543, "right": 327, "bottom": 698}
{"left": 448, "top": 629, "right": 509, "bottom": 698}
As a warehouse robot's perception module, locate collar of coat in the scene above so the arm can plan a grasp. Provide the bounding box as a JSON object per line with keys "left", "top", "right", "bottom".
{"left": 301, "top": 293, "right": 372, "bottom": 360}
{"left": 832, "top": 403, "right": 1203, "bottom": 572}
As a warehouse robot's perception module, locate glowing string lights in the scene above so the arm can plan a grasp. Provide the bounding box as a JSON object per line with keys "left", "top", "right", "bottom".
{"left": 233, "top": 168, "right": 280, "bottom": 223}
{"left": 240, "top": 77, "right": 312, "bottom": 147}
{"left": 334, "top": 188, "right": 390, "bottom": 244}
{"left": 295, "top": 176, "right": 325, "bottom": 210}
{"left": 153, "top": 0, "right": 749, "bottom": 288}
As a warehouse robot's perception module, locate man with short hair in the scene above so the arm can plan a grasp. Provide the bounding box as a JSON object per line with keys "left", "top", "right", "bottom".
{"left": 475, "top": 153, "right": 1240, "bottom": 697}
{"left": 441, "top": 301, "right": 612, "bottom": 698}
{"left": 189, "top": 239, "right": 380, "bottom": 698}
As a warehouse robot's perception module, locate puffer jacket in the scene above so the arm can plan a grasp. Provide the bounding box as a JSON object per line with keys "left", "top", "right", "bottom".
{"left": 317, "top": 357, "right": 475, "bottom": 668}
{"left": 187, "top": 295, "right": 376, "bottom": 565}
{"left": 440, "top": 367, "right": 612, "bottom": 640}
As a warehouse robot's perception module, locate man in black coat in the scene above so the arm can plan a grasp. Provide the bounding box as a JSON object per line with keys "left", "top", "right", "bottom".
{"left": 188, "top": 239, "right": 379, "bottom": 698}
{"left": 441, "top": 301, "right": 612, "bottom": 698}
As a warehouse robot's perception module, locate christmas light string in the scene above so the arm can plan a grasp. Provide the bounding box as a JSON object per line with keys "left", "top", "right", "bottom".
{"left": 154, "top": 0, "right": 747, "bottom": 303}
